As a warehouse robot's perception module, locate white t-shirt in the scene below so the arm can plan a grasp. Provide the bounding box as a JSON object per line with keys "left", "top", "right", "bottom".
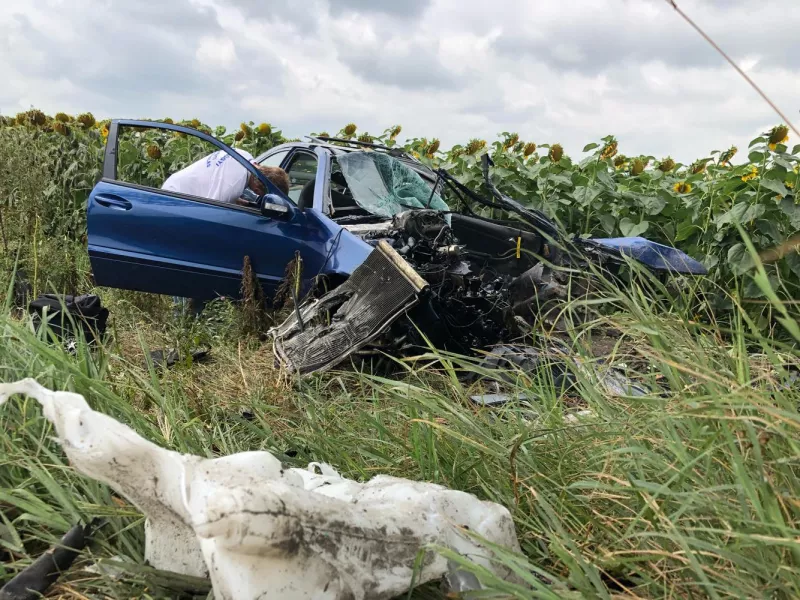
{"left": 162, "top": 149, "right": 254, "bottom": 204}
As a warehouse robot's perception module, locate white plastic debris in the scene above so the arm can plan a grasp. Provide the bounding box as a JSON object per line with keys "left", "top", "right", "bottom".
{"left": 0, "top": 379, "right": 522, "bottom": 599}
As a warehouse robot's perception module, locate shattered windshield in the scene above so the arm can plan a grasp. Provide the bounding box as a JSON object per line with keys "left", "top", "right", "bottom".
{"left": 337, "top": 151, "right": 449, "bottom": 218}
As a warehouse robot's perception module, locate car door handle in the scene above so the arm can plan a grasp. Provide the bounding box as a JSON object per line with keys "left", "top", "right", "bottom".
{"left": 95, "top": 194, "right": 132, "bottom": 210}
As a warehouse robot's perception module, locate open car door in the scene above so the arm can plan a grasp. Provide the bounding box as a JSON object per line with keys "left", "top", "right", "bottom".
{"left": 87, "top": 120, "right": 368, "bottom": 300}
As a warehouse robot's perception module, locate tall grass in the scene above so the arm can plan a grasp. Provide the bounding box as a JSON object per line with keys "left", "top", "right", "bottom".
{"left": 0, "top": 258, "right": 799, "bottom": 598}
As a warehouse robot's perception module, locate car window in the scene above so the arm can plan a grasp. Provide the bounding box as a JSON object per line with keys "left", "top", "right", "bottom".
{"left": 113, "top": 124, "right": 260, "bottom": 209}
{"left": 259, "top": 149, "right": 289, "bottom": 168}
{"left": 285, "top": 152, "right": 318, "bottom": 202}
{"left": 336, "top": 151, "right": 448, "bottom": 218}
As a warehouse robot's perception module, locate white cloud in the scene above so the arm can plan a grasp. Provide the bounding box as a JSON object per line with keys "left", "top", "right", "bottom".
{"left": 0, "top": 0, "right": 798, "bottom": 161}
{"left": 195, "top": 36, "right": 238, "bottom": 70}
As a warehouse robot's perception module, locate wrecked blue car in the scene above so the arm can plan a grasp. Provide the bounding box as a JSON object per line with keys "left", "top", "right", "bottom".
{"left": 87, "top": 120, "right": 706, "bottom": 374}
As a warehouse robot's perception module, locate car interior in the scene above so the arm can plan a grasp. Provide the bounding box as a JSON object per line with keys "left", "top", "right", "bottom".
{"left": 282, "top": 151, "right": 371, "bottom": 219}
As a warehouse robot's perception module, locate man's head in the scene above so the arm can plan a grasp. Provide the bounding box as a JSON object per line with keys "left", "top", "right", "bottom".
{"left": 248, "top": 165, "right": 290, "bottom": 196}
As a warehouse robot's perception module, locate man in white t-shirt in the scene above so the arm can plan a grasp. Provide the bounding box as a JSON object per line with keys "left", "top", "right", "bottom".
{"left": 162, "top": 148, "right": 289, "bottom": 203}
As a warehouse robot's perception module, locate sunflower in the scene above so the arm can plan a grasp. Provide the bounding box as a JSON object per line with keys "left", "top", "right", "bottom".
{"left": 77, "top": 113, "right": 96, "bottom": 128}
{"left": 786, "top": 180, "right": 794, "bottom": 190}
{"left": 146, "top": 144, "right": 161, "bottom": 160}
{"left": 503, "top": 133, "right": 519, "bottom": 150}
{"left": 523, "top": 142, "right": 537, "bottom": 157}
{"left": 658, "top": 157, "right": 675, "bottom": 173}
{"left": 613, "top": 154, "right": 627, "bottom": 169}
{"left": 344, "top": 123, "right": 357, "bottom": 136}
{"left": 239, "top": 123, "right": 252, "bottom": 138}
{"left": 631, "top": 158, "right": 645, "bottom": 176}
{"left": 673, "top": 181, "right": 692, "bottom": 194}
{"left": 163, "top": 118, "right": 174, "bottom": 124}
{"left": 257, "top": 123, "right": 271, "bottom": 136}
{"left": 28, "top": 110, "right": 47, "bottom": 126}
{"left": 466, "top": 139, "right": 487, "bottom": 155}
{"left": 719, "top": 146, "right": 737, "bottom": 166}
{"left": 234, "top": 130, "right": 245, "bottom": 142}
{"left": 768, "top": 124, "right": 789, "bottom": 151}
{"left": 55, "top": 112, "right": 71, "bottom": 123}
{"left": 549, "top": 143, "right": 563, "bottom": 163}
{"left": 600, "top": 140, "right": 618, "bottom": 160}
{"left": 190, "top": 118, "right": 201, "bottom": 128}
{"left": 389, "top": 125, "right": 402, "bottom": 139}
{"left": 741, "top": 165, "right": 759, "bottom": 182}
{"left": 690, "top": 160, "right": 707, "bottom": 174}
{"left": 358, "top": 132, "right": 374, "bottom": 143}
{"left": 426, "top": 138, "right": 440, "bottom": 156}
{"left": 53, "top": 121, "right": 69, "bottom": 136}
{"left": 100, "top": 124, "right": 109, "bottom": 140}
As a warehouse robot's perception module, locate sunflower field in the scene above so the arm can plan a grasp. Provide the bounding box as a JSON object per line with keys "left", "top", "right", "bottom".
{"left": 1, "top": 110, "right": 798, "bottom": 319}
{"left": 2, "top": 111, "right": 800, "bottom": 599}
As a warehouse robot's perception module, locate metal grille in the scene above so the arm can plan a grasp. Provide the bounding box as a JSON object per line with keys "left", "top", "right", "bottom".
{"left": 273, "top": 242, "right": 426, "bottom": 375}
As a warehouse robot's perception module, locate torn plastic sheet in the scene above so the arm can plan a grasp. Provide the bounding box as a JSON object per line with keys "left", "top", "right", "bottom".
{"left": 0, "top": 379, "right": 524, "bottom": 599}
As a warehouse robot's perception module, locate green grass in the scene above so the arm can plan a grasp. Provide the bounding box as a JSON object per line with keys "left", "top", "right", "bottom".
{"left": 0, "top": 263, "right": 799, "bottom": 599}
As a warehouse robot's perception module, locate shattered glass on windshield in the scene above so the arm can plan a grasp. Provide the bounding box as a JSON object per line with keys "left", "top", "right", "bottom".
{"left": 338, "top": 151, "right": 449, "bottom": 218}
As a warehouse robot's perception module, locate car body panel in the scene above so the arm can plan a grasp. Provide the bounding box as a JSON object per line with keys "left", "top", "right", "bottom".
{"left": 87, "top": 121, "right": 371, "bottom": 299}
{"left": 588, "top": 237, "right": 707, "bottom": 275}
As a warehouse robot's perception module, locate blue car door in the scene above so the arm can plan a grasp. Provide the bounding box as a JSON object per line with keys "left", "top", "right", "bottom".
{"left": 87, "top": 120, "right": 340, "bottom": 300}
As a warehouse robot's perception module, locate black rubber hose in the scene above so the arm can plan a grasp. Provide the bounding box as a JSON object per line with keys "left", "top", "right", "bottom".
{"left": 0, "top": 521, "right": 95, "bottom": 600}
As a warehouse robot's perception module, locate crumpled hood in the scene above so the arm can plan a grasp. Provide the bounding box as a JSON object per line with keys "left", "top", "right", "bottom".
{"left": 586, "top": 237, "right": 708, "bottom": 275}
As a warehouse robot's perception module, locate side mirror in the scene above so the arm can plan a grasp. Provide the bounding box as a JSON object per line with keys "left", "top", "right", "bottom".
{"left": 261, "top": 194, "right": 291, "bottom": 219}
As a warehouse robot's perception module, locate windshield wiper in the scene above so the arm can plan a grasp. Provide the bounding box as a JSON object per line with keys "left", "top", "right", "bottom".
{"left": 434, "top": 164, "right": 560, "bottom": 239}
{"left": 480, "top": 154, "right": 560, "bottom": 238}
{"left": 424, "top": 170, "right": 444, "bottom": 209}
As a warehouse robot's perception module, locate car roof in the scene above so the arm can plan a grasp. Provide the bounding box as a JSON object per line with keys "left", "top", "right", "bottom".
{"left": 255, "top": 139, "right": 437, "bottom": 182}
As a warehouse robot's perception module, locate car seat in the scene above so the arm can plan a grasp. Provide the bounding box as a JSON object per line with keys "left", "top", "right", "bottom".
{"left": 297, "top": 179, "right": 315, "bottom": 211}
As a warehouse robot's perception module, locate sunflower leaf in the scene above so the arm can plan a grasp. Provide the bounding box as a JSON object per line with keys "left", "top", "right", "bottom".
{"left": 619, "top": 217, "right": 649, "bottom": 237}
{"left": 760, "top": 178, "right": 788, "bottom": 197}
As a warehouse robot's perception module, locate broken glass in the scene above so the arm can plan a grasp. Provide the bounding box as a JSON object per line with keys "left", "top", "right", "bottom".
{"left": 337, "top": 151, "right": 449, "bottom": 218}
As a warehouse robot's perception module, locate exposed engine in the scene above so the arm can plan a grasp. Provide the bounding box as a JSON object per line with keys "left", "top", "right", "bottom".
{"left": 358, "top": 210, "right": 574, "bottom": 354}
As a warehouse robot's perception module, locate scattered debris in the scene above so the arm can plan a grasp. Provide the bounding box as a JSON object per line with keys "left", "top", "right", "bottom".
{"left": 28, "top": 294, "right": 108, "bottom": 346}
{"left": 0, "top": 521, "right": 96, "bottom": 600}
{"left": 469, "top": 392, "right": 534, "bottom": 407}
{"left": 148, "top": 347, "right": 211, "bottom": 370}
{"left": 11, "top": 270, "right": 32, "bottom": 310}
{"left": 0, "top": 379, "right": 525, "bottom": 599}
{"left": 83, "top": 554, "right": 131, "bottom": 581}
{"left": 465, "top": 344, "right": 651, "bottom": 407}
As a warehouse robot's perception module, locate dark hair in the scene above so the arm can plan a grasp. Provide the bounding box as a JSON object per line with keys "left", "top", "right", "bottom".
{"left": 250, "top": 165, "right": 290, "bottom": 195}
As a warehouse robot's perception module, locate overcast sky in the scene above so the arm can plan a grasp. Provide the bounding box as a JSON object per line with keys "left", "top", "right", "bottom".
{"left": 1, "top": 0, "right": 798, "bottom": 161}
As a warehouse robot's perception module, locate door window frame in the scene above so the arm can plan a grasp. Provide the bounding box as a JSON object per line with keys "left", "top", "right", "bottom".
{"left": 257, "top": 148, "right": 291, "bottom": 169}
{"left": 102, "top": 120, "right": 296, "bottom": 215}
{"left": 283, "top": 149, "right": 319, "bottom": 203}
